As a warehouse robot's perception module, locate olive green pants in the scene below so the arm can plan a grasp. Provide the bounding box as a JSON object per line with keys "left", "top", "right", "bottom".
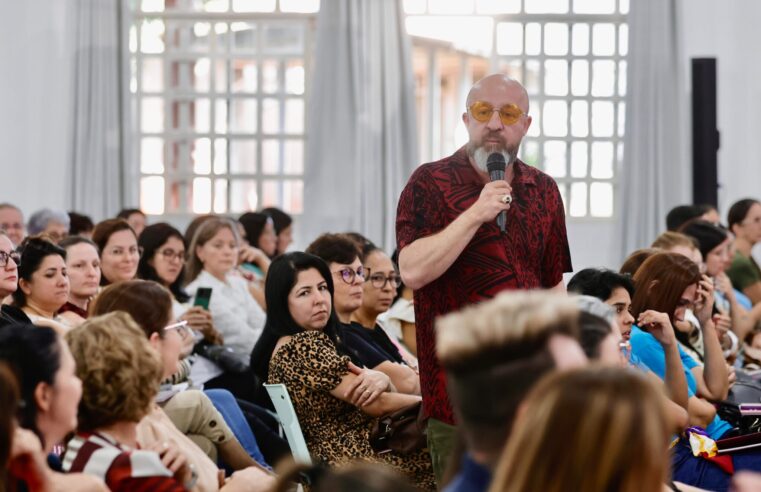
{"left": 426, "top": 417, "right": 457, "bottom": 487}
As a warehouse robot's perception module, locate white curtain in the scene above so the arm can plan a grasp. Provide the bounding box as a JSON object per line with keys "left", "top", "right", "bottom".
{"left": 616, "top": 0, "right": 690, "bottom": 262}
{"left": 69, "top": 0, "right": 133, "bottom": 219}
{"left": 301, "top": 0, "right": 417, "bottom": 252}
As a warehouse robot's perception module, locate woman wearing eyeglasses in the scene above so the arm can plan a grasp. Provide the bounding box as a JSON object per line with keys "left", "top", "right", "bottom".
{"left": 92, "top": 218, "right": 140, "bottom": 286}
{"left": 350, "top": 242, "right": 419, "bottom": 370}
{"left": 0, "top": 232, "right": 28, "bottom": 327}
{"left": 306, "top": 233, "right": 420, "bottom": 401}
{"left": 138, "top": 223, "right": 223, "bottom": 346}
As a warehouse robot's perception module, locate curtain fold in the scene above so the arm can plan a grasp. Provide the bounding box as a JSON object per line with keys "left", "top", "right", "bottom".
{"left": 616, "top": 0, "right": 690, "bottom": 262}
{"left": 301, "top": 0, "right": 417, "bottom": 252}
{"left": 69, "top": 0, "right": 132, "bottom": 219}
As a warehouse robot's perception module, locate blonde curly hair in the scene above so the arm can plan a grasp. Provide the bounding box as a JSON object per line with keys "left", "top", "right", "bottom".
{"left": 65, "top": 311, "right": 163, "bottom": 431}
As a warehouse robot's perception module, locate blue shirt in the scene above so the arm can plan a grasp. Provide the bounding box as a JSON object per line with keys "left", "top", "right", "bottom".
{"left": 630, "top": 326, "right": 732, "bottom": 439}
{"left": 443, "top": 453, "right": 492, "bottom": 492}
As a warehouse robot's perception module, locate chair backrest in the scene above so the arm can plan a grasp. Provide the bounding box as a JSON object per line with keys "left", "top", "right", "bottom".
{"left": 264, "top": 383, "right": 313, "bottom": 465}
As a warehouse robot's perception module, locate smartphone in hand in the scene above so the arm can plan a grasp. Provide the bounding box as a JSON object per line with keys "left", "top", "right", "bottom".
{"left": 194, "top": 287, "right": 213, "bottom": 310}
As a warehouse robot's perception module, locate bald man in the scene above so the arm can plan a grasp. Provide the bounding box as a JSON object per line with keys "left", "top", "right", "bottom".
{"left": 396, "top": 74, "right": 572, "bottom": 481}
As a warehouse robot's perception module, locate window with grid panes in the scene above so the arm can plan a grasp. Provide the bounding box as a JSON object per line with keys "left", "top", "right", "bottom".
{"left": 130, "top": 0, "right": 318, "bottom": 217}
{"left": 403, "top": 0, "right": 629, "bottom": 218}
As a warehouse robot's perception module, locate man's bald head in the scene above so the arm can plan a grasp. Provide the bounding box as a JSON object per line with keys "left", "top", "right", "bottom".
{"left": 466, "top": 74, "right": 529, "bottom": 113}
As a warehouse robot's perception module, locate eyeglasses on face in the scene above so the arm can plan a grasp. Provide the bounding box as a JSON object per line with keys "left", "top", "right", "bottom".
{"left": 333, "top": 266, "right": 366, "bottom": 285}
{"left": 158, "top": 248, "right": 185, "bottom": 262}
{"left": 0, "top": 251, "right": 20, "bottom": 268}
{"left": 163, "top": 320, "right": 193, "bottom": 340}
{"left": 366, "top": 272, "right": 402, "bottom": 289}
{"left": 468, "top": 101, "right": 526, "bottom": 126}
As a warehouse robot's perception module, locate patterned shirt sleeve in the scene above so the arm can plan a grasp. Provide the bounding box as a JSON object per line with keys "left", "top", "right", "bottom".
{"left": 396, "top": 166, "right": 446, "bottom": 250}
{"left": 291, "top": 332, "right": 351, "bottom": 392}
{"left": 540, "top": 177, "right": 573, "bottom": 287}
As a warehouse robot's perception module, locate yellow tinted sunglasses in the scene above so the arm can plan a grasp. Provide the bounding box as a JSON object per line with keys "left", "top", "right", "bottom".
{"left": 468, "top": 101, "right": 526, "bottom": 126}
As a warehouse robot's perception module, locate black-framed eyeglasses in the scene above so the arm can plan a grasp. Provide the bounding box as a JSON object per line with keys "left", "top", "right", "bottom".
{"left": 366, "top": 272, "right": 402, "bottom": 289}
{"left": 0, "top": 251, "right": 21, "bottom": 268}
{"left": 332, "top": 266, "right": 366, "bottom": 285}
{"left": 158, "top": 248, "right": 185, "bottom": 262}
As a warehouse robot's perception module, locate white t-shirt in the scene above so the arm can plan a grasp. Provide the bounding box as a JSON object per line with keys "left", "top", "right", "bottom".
{"left": 186, "top": 270, "right": 266, "bottom": 360}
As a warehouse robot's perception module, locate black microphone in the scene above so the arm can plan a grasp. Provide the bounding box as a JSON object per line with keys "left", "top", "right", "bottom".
{"left": 486, "top": 152, "right": 508, "bottom": 233}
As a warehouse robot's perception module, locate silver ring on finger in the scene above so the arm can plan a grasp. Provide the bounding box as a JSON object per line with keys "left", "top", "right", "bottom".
{"left": 501, "top": 194, "right": 512, "bottom": 205}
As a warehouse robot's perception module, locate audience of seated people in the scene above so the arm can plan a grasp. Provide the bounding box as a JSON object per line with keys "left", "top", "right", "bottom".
{"left": 7, "top": 197, "right": 761, "bottom": 492}
{"left": 0, "top": 325, "right": 107, "bottom": 491}
{"left": 90, "top": 279, "right": 287, "bottom": 469}
{"left": 64, "top": 312, "right": 273, "bottom": 492}
{"left": 250, "top": 252, "right": 435, "bottom": 489}
{"left": 305, "top": 233, "right": 420, "bottom": 398}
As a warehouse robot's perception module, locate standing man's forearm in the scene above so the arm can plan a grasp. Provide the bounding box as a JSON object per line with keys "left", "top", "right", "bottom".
{"left": 400, "top": 209, "right": 484, "bottom": 290}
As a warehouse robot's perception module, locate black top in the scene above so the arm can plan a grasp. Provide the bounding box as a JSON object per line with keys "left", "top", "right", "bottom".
{"left": 0, "top": 304, "right": 31, "bottom": 328}
{"left": 338, "top": 321, "right": 404, "bottom": 368}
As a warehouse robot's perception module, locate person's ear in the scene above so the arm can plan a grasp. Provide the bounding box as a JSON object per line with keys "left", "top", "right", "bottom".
{"left": 148, "top": 331, "right": 162, "bottom": 350}
{"left": 523, "top": 114, "right": 533, "bottom": 134}
{"left": 34, "top": 382, "right": 53, "bottom": 414}
{"left": 195, "top": 245, "right": 205, "bottom": 264}
{"left": 19, "top": 278, "right": 32, "bottom": 296}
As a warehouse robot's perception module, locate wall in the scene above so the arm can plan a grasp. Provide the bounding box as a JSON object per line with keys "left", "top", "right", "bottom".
{"left": 2, "top": 2, "right": 760, "bottom": 267}
{"left": 566, "top": 1, "right": 761, "bottom": 275}
{"left": 680, "top": 0, "right": 761, "bottom": 216}
{"left": 0, "top": 1, "right": 73, "bottom": 218}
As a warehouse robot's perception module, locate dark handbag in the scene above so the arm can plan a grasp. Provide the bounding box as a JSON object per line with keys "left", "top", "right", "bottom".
{"left": 369, "top": 401, "right": 427, "bottom": 455}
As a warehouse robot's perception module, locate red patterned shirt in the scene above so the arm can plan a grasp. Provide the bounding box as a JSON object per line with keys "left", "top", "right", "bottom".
{"left": 396, "top": 147, "right": 572, "bottom": 425}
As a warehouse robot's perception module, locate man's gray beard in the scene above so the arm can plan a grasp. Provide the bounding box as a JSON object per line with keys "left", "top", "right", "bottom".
{"left": 471, "top": 146, "right": 513, "bottom": 173}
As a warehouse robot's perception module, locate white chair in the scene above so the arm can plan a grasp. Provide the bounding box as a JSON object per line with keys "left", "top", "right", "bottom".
{"left": 264, "top": 383, "right": 313, "bottom": 465}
